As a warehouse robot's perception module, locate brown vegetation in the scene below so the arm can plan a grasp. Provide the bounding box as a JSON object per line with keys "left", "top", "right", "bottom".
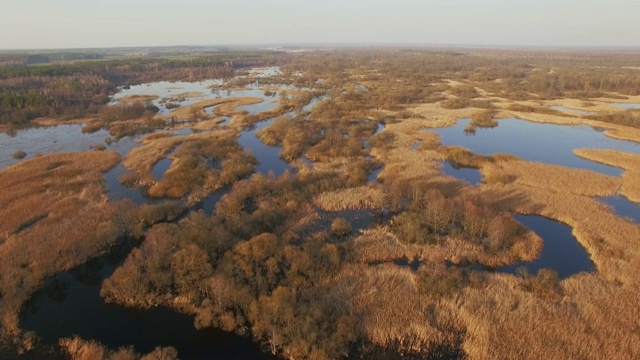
{"left": 60, "top": 336, "right": 178, "bottom": 360}
{"left": 0, "top": 152, "right": 122, "bottom": 347}
{"left": 5, "top": 47, "right": 640, "bottom": 359}
{"left": 123, "top": 130, "right": 256, "bottom": 200}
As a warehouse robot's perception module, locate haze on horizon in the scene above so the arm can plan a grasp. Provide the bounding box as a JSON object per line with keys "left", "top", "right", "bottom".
{"left": 1, "top": 0, "right": 639, "bottom": 50}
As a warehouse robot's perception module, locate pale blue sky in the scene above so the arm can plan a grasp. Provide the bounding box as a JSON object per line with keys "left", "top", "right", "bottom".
{"left": 1, "top": 0, "right": 638, "bottom": 49}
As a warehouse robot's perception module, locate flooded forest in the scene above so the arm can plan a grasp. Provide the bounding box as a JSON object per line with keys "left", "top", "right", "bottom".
{"left": 1, "top": 47, "right": 640, "bottom": 359}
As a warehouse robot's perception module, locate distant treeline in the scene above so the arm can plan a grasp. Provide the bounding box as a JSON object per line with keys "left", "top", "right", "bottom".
{"left": 0, "top": 51, "right": 282, "bottom": 126}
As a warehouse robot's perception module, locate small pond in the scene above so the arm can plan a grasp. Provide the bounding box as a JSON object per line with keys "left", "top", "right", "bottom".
{"left": 440, "top": 161, "right": 482, "bottom": 185}
{"left": 498, "top": 215, "right": 595, "bottom": 279}
{"left": 151, "top": 158, "right": 173, "bottom": 180}
{"left": 239, "top": 118, "right": 291, "bottom": 177}
{"left": 598, "top": 195, "right": 640, "bottom": 224}
{"left": 431, "top": 118, "right": 640, "bottom": 177}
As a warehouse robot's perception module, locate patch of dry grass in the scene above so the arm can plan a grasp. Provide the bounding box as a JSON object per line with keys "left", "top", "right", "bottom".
{"left": 0, "top": 151, "right": 123, "bottom": 344}
{"left": 574, "top": 148, "right": 640, "bottom": 202}
{"left": 314, "top": 185, "right": 384, "bottom": 211}
{"left": 124, "top": 130, "right": 255, "bottom": 199}
{"left": 333, "top": 264, "right": 461, "bottom": 353}
{"left": 482, "top": 159, "right": 621, "bottom": 196}
{"left": 118, "top": 94, "right": 159, "bottom": 103}
{"left": 169, "top": 97, "right": 262, "bottom": 119}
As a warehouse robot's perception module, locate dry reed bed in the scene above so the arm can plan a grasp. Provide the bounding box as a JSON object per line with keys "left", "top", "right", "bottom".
{"left": 573, "top": 148, "right": 640, "bottom": 202}
{"left": 408, "top": 102, "right": 480, "bottom": 129}
{"left": 123, "top": 132, "right": 185, "bottom": 184}
{"left": 380, "top": 117, "right": 442, "bottom": 149}
{"left": 353, "top": 226, "right": 541, "bottom": 267}
{"left": 123, "top": 129, "right": 254, "bottom": 198}
{"left": 333, "top": 264, "right": 460, "bottom": 353}
{"left": 451, "top": 182, "right": 640, "bottom": 359}
{"left": 313, "top": 186, "right": 384, "bottom": 211}
{"left": 117, "top": 95, "right": 159, "bottom": 103}
{"left": 351, "top": 103, "right": 640, "bottom": 357}
{"left": 0, "top": 152, "right": 122, "bottom": 342}
{"left": 0, "top": 151, "right": 119, "bottom": 236}
{"left": 169, "top": 97, "right": 262, "bottom": 119}
{"left": 482, "top": 159, "right": 621, "bottom": 196}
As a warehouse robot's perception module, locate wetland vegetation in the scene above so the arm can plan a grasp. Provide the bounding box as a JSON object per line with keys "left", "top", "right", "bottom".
{"left": 1, "top": 46, "right": 640, "bottom": 359}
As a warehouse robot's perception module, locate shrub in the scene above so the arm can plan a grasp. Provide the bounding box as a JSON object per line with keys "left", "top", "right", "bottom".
{"left": 331, "top": 217, "right": 353, "bottom": 237}
{"left": 12, "top": 150, "right": 27, "bottom": 159}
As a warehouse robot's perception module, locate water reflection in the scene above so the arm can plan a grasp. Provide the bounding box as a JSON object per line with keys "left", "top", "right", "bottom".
{"left": 239, "top": 118, "right": 291, "bottom": 177}
{"left": 598, "top": 195, "right": 640, "bottom": 223}
{"left": 0, "top": 124, "right": 111, "bottom": 169}
{"left": 431, "top": 118, "right": 640, "bottom": 177}
{"left": 440, "top": 161, "right": 482, "bottom": 185}
{"left": 21, "top": 255, "right": 274, "bottom": 359}
{"left": 498, "top": 215, "right": 595, "bottom": 279}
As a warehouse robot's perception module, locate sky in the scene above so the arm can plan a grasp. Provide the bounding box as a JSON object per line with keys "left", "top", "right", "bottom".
{"left": 1, "top": 0, "right": 639, "bottom": 49}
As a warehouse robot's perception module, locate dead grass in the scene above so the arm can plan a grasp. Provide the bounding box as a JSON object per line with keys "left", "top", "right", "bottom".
{"left": 333, "top": 264, "right": 461, "bottom": 353}
{"left": 124, "top": 130, "right": 255, "bottom": 200}
{"left": 408, "top": 102, "right": 480, "bottom": 129}
{"left": 573, "top": 148, "right": 640, "bottom": 170}
{"left": 573, "top": 148, "right": 640, "bottom": 202}
{"left": 169, "top": 97, "right": 261, "bottom": 119}
{"left": 118, "top": 94, "right": 159, "bottom": 103}
{"left": 0, "top": 152, "right": 123, "bottom": 344}
{"left": 482, "top": 159, "right": 621, "bottom": 197}
{"left": 314, "top": 185, "right": 384, "bottom": 211}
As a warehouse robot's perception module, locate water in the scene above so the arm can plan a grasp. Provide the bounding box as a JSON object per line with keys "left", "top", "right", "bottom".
{"left": 247, "top": 66, "right": 282, "bottom": 78}
{"left": 549, "top": 106, "right": 595, "bottom": 115}
{"left": 151, "top": 158, "right": 173, "bottom": 180}
{"left": 431, "top": 118, "right": 640, "bottom": 177}
{"left": 613, "top": 103, "right": 640, "bottom": 110}
{"left": 374, "top": 122, "right": 385, "bottom": 135}
{"left": 238, "top": 118, "right": 291, "bottom": 177}
{"left": 301, "top": 96, "right": 322, "bottom": 113}
{"left": 364, "top": 122, "right": 386, "bottom": 150}
{"left": 316, "top": 208, "right": 378, "bottom": 236}
{"left": 0, "top": 124, "right": 111, "bottom": 169}
{"left": 236, "top": 98, "right": 279, "bottom": 114}
{"left": 498, "top": 215, "right": 595, "bottom": 279}
{"left": 598, "top": 195, "right": 640, "bottom": 223}
{"left": 368, "top": 167, "right": 383, "bottom": 182}
{"left": 193, "top": 191, "right": 226, "bottom": 215}
{"left": 104, "top": 164, "right": 154, "bottom": 205}
{"left": 20, "top": 255, "right": 274, "bottom": 359}
{"left": 441, "top": 161, "right": 482, "bottom": 185}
